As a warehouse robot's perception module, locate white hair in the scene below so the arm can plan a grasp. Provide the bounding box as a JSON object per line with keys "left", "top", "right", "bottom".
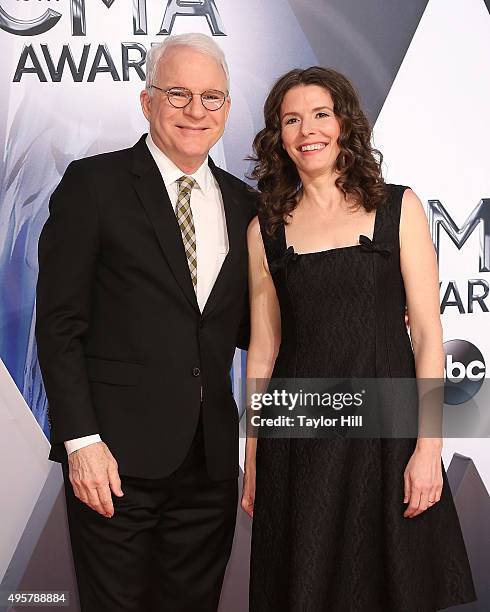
{"left": 145, "top": 33, "right": 230, "bottom": 96}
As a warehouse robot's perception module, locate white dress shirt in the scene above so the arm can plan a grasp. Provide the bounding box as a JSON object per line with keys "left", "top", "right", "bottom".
{"left": 64, "top": 134, "right": 229, "bottom": 455}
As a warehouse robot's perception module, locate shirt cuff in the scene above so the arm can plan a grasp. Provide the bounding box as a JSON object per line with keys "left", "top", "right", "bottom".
{"left": 64, "top": 434, "right": 102, "bottom": 455}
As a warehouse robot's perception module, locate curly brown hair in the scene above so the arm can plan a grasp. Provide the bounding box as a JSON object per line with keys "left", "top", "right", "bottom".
{"left": 249, "top": 66, "right": 386, "bottom": 237}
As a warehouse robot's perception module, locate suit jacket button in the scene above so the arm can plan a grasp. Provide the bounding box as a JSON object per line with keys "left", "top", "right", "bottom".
{"left": 192, "top": 367, "right": 201, "bottom": 377}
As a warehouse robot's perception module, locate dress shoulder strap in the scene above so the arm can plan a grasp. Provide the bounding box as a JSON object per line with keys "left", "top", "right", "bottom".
{"left": 374, "top": 183, "right": 411, "bottom": 249}
{"left": 257, "top": 211, "right": 287, "bottom": 269}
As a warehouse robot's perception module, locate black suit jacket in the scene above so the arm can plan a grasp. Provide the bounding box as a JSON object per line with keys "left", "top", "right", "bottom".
{"left": 35, "top": 134, "right": 256, "bottom": 480}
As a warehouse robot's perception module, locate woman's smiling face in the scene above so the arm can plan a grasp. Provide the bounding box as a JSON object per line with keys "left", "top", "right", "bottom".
{"left": 280, "top": 84, "right": 341, "bottom": 179}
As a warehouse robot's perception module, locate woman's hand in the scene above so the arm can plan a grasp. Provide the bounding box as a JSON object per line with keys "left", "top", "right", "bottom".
{"left": 241, "top": 468, "right": 256, "bottom": 518}
{"left": 403, "top": 441, "right": 443, "bottom": 518}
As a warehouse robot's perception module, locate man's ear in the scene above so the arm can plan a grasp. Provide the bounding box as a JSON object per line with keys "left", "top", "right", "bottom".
{"left": 140, "top": 89, "right": 151, "bottom": 121}
{"left": 224, "top": 96, "right": 231, "bottom": 122}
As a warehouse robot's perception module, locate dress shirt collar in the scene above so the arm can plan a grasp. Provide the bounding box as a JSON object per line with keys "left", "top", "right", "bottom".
{"left": 145, "top": 132, "right": 212, "bottom": 197}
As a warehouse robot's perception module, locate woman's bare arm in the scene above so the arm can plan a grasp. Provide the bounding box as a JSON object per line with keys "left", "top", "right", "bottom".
{"left": 399, "top": 188, "right": 444, "bottom": 518}
{"left": 241, "top": 216, "right": 281, "bottom": 516}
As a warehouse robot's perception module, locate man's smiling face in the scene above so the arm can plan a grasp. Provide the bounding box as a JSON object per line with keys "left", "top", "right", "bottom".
{"left": 140, "top": 45, "right": 230, "bottom": 173}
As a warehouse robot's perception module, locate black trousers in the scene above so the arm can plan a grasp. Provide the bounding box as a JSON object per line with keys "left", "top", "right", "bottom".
{"left": 62, "top": 415, "right": 238, "bottom": 612}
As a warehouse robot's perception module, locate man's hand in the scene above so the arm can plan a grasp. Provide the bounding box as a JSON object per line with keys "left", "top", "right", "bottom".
{"left": 68, "top": 442, "right": 124, "bottom": 517}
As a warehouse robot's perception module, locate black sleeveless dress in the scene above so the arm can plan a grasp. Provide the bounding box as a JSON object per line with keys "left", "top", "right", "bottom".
{"left": 249, "top": 185, "right": 476, "bottom": 611}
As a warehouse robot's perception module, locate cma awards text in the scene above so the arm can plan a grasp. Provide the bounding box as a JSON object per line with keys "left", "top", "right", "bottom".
{"left": 1, "top": 0, "right": 226, "bottom": 83}
{"left": 13, "top": 44, "right": 157, "bottom": 83}
{"left": 429, "top": 198, "right": 490, "bottom": 314}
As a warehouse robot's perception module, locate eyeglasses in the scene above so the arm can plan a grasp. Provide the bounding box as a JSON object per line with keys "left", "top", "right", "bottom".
{"left": 151, "top": 85, "right": 228, "bottom": 111}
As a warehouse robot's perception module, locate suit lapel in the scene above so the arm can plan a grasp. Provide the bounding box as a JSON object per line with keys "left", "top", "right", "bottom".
{"left": 201, "top": 159, "right": 242, "bottom": 319}
{"left": 130, "top": 135, "right": 199, "bottom": 313}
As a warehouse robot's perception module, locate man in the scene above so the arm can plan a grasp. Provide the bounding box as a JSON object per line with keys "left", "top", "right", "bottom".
{"left": 36, "top": 33, "right": 256, "bottom": 611}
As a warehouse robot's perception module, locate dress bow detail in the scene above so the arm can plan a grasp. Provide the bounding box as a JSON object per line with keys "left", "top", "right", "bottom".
{"left": 269, "top": 246, "right": 299, "bottom": 273}
{"left": 359, "top": 234, "right": 392, "bottom": 256}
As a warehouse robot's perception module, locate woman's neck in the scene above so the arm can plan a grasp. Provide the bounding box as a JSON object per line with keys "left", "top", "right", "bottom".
{"left": 299, "top": 171, "right": 346, "bottom": 211}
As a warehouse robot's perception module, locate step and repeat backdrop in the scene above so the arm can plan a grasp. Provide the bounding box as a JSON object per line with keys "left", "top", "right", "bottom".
{"left": 0, "top": 0, "right": 488, "bottom": 610}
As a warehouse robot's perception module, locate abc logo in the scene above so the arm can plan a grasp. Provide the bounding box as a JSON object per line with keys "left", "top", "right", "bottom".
{"left": 443, "top": 340, "right": 486, "bottom": 405}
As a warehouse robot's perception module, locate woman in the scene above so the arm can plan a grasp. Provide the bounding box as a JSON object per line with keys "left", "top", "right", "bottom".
{"left": 243, "top": 67, "right": 476, "bottom": 611}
